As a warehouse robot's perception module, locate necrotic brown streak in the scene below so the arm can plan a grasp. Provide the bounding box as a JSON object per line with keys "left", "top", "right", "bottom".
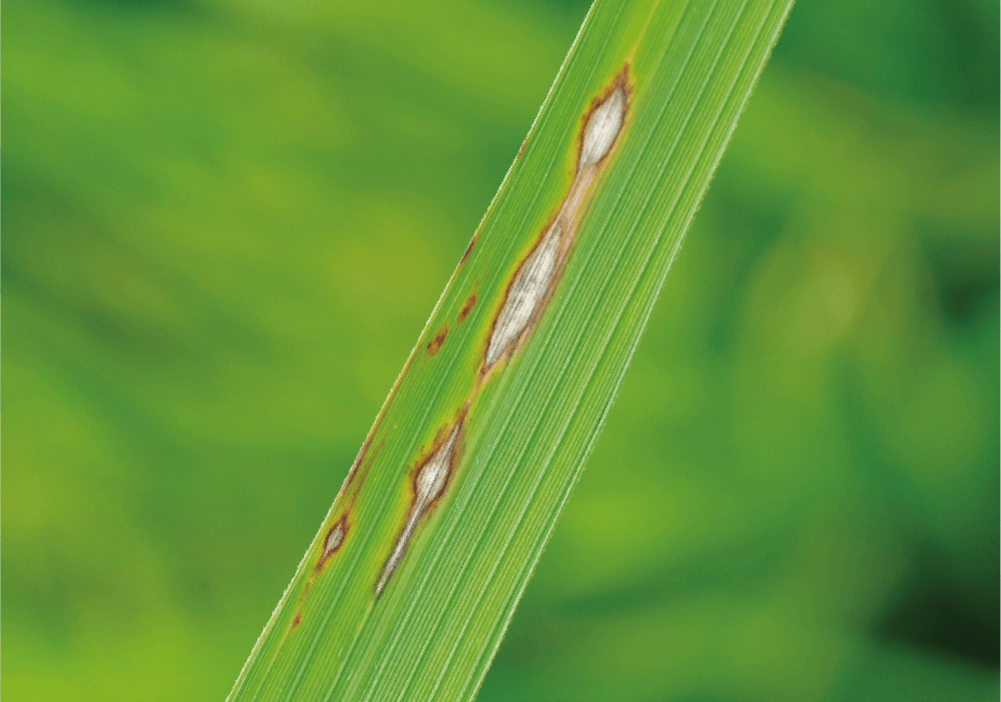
{"left": 458, "top": 235, "right": 476, "bottom": 267}
{"left": 425, "top": 326, "right": 448, "bottom": 357}
{"left": 458, "top": 294, "right": 477, "bottom": 323}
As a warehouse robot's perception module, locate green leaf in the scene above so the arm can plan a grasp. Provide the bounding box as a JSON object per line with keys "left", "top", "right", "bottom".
{"left": 230, "top": 0, "right": 793, "bottom": 699}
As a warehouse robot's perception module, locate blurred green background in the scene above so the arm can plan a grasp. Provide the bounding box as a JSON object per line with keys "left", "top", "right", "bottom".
{"left": 3, "top": 0, "right": 998, "bottom": 699}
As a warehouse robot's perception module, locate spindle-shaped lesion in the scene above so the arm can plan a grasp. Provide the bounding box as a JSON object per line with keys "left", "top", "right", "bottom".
{"left": 375, "top": 414, "right": 465, "bottom": 595}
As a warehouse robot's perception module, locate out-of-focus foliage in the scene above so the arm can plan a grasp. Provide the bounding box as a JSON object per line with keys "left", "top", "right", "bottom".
{"left": 3, "top": 0, "right": 997, "bottom": 701}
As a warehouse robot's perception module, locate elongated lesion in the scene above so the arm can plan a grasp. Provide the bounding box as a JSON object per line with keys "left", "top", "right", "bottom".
{"left": 374, "top": 67, "right": 631, "bottom": 595}
{"left": 482, "top": 68, "right": 630, "bottom": 375}
{"left": 375, "top": 414, "right": 464, "bottom": 595}
{"left": 320, "top": 517, "right": 348, "bottom": 564}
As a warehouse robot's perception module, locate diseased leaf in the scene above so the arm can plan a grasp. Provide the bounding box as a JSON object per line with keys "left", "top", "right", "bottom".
{"left": 230, "top": 1, "right": 794, "bottom": 699}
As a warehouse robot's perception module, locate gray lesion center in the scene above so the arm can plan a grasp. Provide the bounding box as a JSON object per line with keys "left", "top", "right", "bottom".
{"left": 323, "top": 521, "right": 345, "bottom": 558}
{"left": 484, "top": 221, "right": 562, "bottom": 367}
{"left": 376, "top": 423, "right": 461, "bottom": 594}
{"left": 579, "top": 84, "right": 626, "bottom": 172}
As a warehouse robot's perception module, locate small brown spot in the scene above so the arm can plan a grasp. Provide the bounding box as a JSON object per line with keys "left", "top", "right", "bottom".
{"left": 516, "top": 137, "right": 527, "bottom": 159}
{"left": 291, "top": 613, "right": 302, "bottom": 629}
{"left": 458, "top": 294, "right": 476, "bottom": 324}
{"left": 425, "top": 325, "right": 448, "bottom": 357}
{"left": 459, "top": 235, "right": 476, "bottom": 267}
